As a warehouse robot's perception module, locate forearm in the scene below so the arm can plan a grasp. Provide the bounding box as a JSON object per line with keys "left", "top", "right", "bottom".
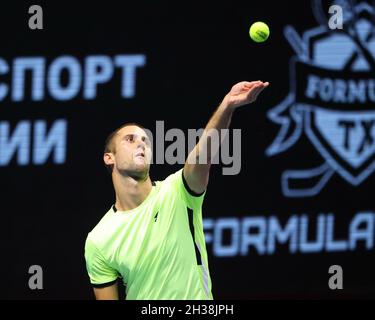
{"left": 187, "top": 96, "right": 233, "bottom": 166}
{"left": 204, "top": 96, "right": 233, "bottom": 139}
{"left": 183, "top": 81, "right": 268, "bottom": 193}
{"left": 183, "top": 97, "right": 233, "bottom": 194}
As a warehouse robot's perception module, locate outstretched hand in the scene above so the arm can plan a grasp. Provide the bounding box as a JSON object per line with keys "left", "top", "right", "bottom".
{"left": 224, "top": 81, "right": 269, "bottom": 110}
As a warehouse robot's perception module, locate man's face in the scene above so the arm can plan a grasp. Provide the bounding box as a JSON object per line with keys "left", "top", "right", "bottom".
{"left": 108, "top": 125, "right": 152, "bottom": 180}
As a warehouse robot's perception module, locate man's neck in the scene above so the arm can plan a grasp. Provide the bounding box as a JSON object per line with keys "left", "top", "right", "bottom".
{"left": 113, "top": 172, "right": 153, "bottom": 212}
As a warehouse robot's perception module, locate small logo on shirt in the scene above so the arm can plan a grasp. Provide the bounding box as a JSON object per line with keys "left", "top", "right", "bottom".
{"left": 154, "top": 211, "right": 159, "bottom": 222}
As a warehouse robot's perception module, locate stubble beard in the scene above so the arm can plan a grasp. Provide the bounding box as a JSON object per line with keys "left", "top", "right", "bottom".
{"left": 118, "top": 164, "right": 150, "bottom": 182}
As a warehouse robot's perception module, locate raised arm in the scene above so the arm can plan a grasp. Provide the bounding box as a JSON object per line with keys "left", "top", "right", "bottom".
{"left": 183, "top": 81, "right": 269, "bottom": 194}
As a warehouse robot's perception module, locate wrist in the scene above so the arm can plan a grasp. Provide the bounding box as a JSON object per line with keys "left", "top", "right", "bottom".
{"left": 220, "top": 95, "right": 236, "bottom": 113}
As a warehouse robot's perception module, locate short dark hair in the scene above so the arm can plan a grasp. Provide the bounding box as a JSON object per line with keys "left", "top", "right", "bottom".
{"left": 104, "top": 122, "right": 146, "bottom": 173}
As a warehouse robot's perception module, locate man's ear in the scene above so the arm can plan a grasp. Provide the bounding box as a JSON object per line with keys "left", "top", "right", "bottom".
{"left": 104, "top": 152, "right": 115, "bottom": 166}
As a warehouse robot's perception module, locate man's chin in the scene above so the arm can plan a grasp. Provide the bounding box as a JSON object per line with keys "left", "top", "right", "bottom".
{"left": 122, "top": 166, "right": 150, "bottom": 181}
{"left": 135, "top": 161, "right": 150, "bottom": 171}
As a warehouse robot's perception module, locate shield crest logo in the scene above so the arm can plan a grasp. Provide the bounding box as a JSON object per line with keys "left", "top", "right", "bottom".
{"left": 267, "top": 1, "right": 375, "bottom": 197}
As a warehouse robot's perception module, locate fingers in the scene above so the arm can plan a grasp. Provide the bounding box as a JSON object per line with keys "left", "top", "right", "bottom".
{"left": 244, "top": 80, "right": 261, "bottom": 88}
{"left": 236, "top": 81, "right": 269, "bottom": 95}
{"left": 242, "top": 81, "right": 258, "bottom": 91}
{"left": 247, "top": 81, "right": 269, "bottom": 101}
{"left": 245, "top": 81, "right": 269, "bottom": 90}
{"left": 244, "top": 80, "right": 268, "bottom": 86}
{"left": 250, "top": 87, "right": 263, "bottom": 101}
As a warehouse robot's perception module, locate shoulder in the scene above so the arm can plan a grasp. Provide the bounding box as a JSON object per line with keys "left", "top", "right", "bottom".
{"left": 86, "top": 206, "right": 116, "bottom": 250}
{"left": 155, "top": 168, "right": 184, "bottom": 193}
{"left": 156, "top": 168, "right": 206, "bottom": 207}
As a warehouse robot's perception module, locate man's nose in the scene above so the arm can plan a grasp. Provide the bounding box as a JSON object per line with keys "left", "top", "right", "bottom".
{"left": 136, "top": 139, "right": 146, "bottom": 150}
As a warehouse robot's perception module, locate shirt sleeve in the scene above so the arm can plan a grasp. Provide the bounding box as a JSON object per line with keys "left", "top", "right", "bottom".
{"left": 84, "top": 236, "right": 119, "bottom": 287}
{"left": 165, "top": 168, "right": 206, "bottom": 210}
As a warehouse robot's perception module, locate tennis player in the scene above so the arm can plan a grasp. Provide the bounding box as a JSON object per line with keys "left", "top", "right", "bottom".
{"left": 84, "top": 81, "right": 269, "bottom": 299}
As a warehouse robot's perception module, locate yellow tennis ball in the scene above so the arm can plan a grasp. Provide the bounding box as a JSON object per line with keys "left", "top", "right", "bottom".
{"left": 249, "top": 22, "right": 270, "bottom": 43}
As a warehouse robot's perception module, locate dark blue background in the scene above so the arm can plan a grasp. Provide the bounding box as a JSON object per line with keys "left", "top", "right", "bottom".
{"left": 0, "top": 0, "right": 374, "bottom": 299}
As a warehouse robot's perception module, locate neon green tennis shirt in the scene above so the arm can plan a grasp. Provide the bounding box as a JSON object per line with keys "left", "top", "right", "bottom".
{"left": 84, "top": 169, "right": 213, "bottom": 300}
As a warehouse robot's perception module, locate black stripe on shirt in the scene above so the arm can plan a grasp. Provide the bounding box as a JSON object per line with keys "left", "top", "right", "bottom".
{"left": 187, "top": 207, "right": 202, "bottom": 265}
{"left": 91, "top": 278, "right": 118, "bottom": 288}
{"left": 182, "top": 169, "right": 205, "bottom": 197}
